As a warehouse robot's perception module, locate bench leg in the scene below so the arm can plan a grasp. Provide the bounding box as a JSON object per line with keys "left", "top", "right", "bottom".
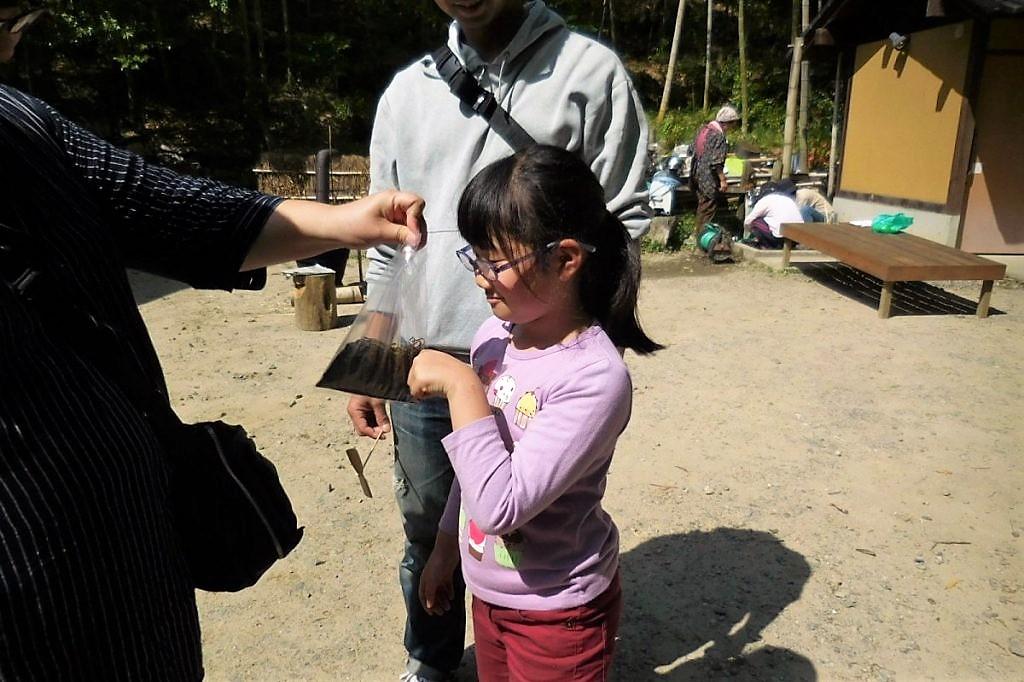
{"left": 977, "top": 280, "right": 994, "bottom": 318}
{"left": 782, "top": 239, "right": 793, "bottom": 268}
{"left": 879, "top": 281, "right": 894, "bottom": 319}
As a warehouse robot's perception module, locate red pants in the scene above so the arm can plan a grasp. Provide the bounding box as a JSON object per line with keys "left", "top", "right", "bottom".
{"left": 471, "top": 573, "right": 622, "bottom": 682}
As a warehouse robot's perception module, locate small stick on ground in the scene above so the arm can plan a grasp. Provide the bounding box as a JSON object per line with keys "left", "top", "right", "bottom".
{"left": 346, "top": 447, "right": 373, "bottom": 498}
{"left": 931, "top": 541, "right": 971, "bottom": 552}
{"left": 830, "top": 503, "right": 849, "bottom": 515}
{"left": 649, "top": 483, "right": 677, "bottom": 491}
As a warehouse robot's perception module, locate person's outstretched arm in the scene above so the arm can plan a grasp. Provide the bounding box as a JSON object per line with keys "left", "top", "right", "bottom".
{"left": 41, "top": 88, "right": 421, "bottom": 289}
{"left": 241, "top": 191, "right": 422, "bottom": 270}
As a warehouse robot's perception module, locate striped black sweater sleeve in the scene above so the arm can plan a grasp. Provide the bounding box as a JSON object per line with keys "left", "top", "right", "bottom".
{"left": 42, "top": 91, "right": 283, "bottom": 290}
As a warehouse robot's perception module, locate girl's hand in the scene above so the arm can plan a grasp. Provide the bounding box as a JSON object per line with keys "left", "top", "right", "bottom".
{"left": 408, "top": 350, "right": 475, "bottom": 400}
{"left": 419, "top": 532, "right": 460, "bottom": 616}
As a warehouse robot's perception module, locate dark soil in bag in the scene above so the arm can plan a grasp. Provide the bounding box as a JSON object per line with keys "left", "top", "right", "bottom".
{"left": 316, "top": 337, "right": 423, "bottom": 402}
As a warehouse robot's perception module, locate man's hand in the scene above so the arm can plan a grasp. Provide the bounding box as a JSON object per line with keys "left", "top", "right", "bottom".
{"left": 347, "top": 394, "right": 390, "bottom": 438}
{"left": 419, "top": 532, "right": 460, "bottom": 616}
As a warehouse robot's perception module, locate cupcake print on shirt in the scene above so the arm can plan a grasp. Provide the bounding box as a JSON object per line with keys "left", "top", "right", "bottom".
{"left": 514, "top": 391, "right": 539, "bottom": 429}
{"left": 491, "top": 374, "right": 516, "bottom": 409}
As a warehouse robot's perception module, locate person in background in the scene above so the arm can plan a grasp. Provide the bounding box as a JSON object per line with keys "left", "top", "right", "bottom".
{"left": 743, "top": 179, "right": 804, "bottom": 249}
{"left": 690, "top": 105, "right": 740, "bottom": 245}
{"left": 0, "top": 8, "right": 424, "bottom": 677}
{"left": 348, "top": 2, "right": 650, "bottom": 679}
{"left": 408, "top": 144, "right": 662, "bottom": 682}
{"left": 796, "top": 186, "right": 837, "bottom": 223}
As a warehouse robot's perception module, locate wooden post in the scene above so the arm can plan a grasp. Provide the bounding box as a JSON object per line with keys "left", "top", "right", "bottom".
{"left": 782, "top": 35, "right": 803, "bottom": 176}
{"left": 782, "top": 239, "right": 794, "bottom": 268}
{"left": 293, "top": 272, "right": 337, "bottom": 331}
{"left": 878, "top": 281, "right": 894, "bottom": 319}
{"left": 977, "top": 280, "right": 993, "bottom": 318}
{"left": 827, "top": 52, "right": 844, "bottom": 198}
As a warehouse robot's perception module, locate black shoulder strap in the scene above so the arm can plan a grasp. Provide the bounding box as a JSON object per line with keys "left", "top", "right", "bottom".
{"left": 431, "top": 45, "right": 537, "bottom": 152}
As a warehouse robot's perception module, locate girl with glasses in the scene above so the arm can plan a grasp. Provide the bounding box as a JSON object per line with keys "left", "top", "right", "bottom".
{"left": 407, "top": 144, "right": 661, "bottom": 681}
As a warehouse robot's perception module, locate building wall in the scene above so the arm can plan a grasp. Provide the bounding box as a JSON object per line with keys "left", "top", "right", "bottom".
{"left": 959, "top": 18, "right": 1024, "bottom": 255}
{"left": 833, "top": 196, "right": 961, "bottom": 247}
{"left": 839, "top": 22, "right": 972, "bottom": 206}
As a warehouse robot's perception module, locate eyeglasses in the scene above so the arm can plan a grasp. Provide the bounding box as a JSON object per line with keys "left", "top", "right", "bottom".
{"left": 455, "top": 240, "right": 596, "bottom": 282}
{"left": 0, "top": 8, "right": 47, "bottom": 34}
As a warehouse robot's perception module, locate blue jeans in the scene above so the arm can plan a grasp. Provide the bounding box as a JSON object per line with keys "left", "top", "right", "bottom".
{"left": 391, "top": 398, "right": 466, "bottom": 679}
{"left": 800, "top": 205, "right": 825, "bottom": 223}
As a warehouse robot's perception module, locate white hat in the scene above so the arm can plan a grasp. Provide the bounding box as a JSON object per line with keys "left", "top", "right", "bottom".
{"left": 715, "top": 105, "right": 740, "bottom": 123}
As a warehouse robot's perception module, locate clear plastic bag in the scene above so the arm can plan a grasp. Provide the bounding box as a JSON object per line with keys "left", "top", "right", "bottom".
{"left": 316, "top": 246, "right": 427, "bottom": 402}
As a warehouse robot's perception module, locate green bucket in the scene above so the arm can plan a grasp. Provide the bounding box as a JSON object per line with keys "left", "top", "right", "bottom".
{"left": 698, "top": 223, "right": 721, "bottom": 252}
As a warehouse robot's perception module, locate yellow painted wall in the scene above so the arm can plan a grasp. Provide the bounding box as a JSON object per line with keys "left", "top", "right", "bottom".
{"left": 840, "top": 22, "right": 972, "bottom": 205}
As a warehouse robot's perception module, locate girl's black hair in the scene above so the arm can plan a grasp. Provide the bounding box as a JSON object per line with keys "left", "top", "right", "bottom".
{"left": 457, "top": 144, "right": 663, "bottom": 355}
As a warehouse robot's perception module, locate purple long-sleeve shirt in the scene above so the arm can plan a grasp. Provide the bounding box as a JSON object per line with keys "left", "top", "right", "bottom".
{"left": 439, "top": 316, "right": 632, "bottom": 610}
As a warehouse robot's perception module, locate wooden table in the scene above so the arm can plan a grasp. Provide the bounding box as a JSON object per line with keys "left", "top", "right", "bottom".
{"left": 780, "top": 223, "right": 1007, "bottom": 319}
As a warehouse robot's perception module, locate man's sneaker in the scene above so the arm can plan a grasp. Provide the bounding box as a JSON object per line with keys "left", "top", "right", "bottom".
{"left": 400, "top": 673, "right": 452, "bottom": 682}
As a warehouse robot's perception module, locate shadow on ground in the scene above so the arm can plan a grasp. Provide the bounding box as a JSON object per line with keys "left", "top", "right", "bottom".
{"left": 795, "top": 262, "right": 1004, "bottom": 317}
{"left": 615, "top": 528, "right": 815, "bottom": 681}
{"left": 128, "top": 269, "right": 189, "bottom": 305}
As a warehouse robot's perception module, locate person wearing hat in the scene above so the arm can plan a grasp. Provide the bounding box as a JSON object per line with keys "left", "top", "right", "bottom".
{"left": 690, "top": 105, "right": 740, "bottom": 247}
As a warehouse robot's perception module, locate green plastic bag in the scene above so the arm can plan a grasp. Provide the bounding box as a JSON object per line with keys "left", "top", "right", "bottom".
{"left": 871, "top": 212, "right": 914, "bottom": 234}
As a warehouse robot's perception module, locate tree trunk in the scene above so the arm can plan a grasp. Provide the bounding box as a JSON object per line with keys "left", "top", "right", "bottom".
{"left": 657, "top": 0, "right": 687, "bottom": 127}
{"left": 702, "top": 0, "right": 712, "bottom": 111}
{"left": 281, "top": 0, "right": 293, "bottom": 84}
{"left": 739, "top": 0, "right": 748, "bottom": 134}
{"left": 781, "top": 23, "right": 803, "bottom": 175}
{"left": 236, "top": 0, "right": 253, "bottom": 81}
{"left": 658, "top": 0, "right": 671, "bottom": 47}
{"left": 293, "top": 273, "right": 337, "bottom": 332}
{"left": 609, "top": 0, "right": 618, "bottom": 47}
{"left": 797, "top": 0, "right": 810, "bottom": 172}
{"left": 252, "top": 0, "right": 268, "bottom": 87}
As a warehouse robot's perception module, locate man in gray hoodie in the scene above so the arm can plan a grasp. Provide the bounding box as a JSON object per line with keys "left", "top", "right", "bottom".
{"left": 346, "top": 2, "right": 649, "bottom": 679}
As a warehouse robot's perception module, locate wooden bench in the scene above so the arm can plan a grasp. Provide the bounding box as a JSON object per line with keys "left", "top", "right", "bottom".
{"left": 780, "top": 223, "right": 1007, "bottom": 319}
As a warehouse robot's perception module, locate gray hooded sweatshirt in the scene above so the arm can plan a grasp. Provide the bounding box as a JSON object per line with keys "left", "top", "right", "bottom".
{"left": 368, "top": 0, "right": 650, "bottom": 352}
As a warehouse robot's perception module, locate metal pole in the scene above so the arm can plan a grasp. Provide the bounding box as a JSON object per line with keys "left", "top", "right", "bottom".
{"left": 297, "top": 149, "right": 348, "bottom": 285}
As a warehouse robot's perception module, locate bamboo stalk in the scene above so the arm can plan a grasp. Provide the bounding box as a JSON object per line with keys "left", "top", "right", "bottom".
{"left": 739, "top": 0, "right": 748, "bottom": 134}
{"left": 797, "top": 0, "right": 811, "bottom": 172}
{"left": 657, "top": 0, "right": 687, "bottom": 127}
{"left": 702, "top": 0, "right": 713, "bottom": 111}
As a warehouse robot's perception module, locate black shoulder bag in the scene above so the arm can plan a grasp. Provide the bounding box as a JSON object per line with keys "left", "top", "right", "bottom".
{"left": 431, "top": 45, "right": 536, "bottom": 151}
{"left": 0, "top": 224, "right": 303, "bottom": 593}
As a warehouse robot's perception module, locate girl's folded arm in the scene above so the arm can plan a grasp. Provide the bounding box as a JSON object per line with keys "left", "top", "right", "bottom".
{"left": 442, "top": 361, "right": 631, "bottom": 536}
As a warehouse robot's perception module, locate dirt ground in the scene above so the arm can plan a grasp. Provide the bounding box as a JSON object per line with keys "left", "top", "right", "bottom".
{"left": 132, "top": 252, "right": 1024, "bottom": 681}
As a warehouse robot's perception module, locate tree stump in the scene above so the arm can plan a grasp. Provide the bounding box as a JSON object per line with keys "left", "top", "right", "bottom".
{"left": 293, "top": 272, "right": 336, "bottom": 331}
